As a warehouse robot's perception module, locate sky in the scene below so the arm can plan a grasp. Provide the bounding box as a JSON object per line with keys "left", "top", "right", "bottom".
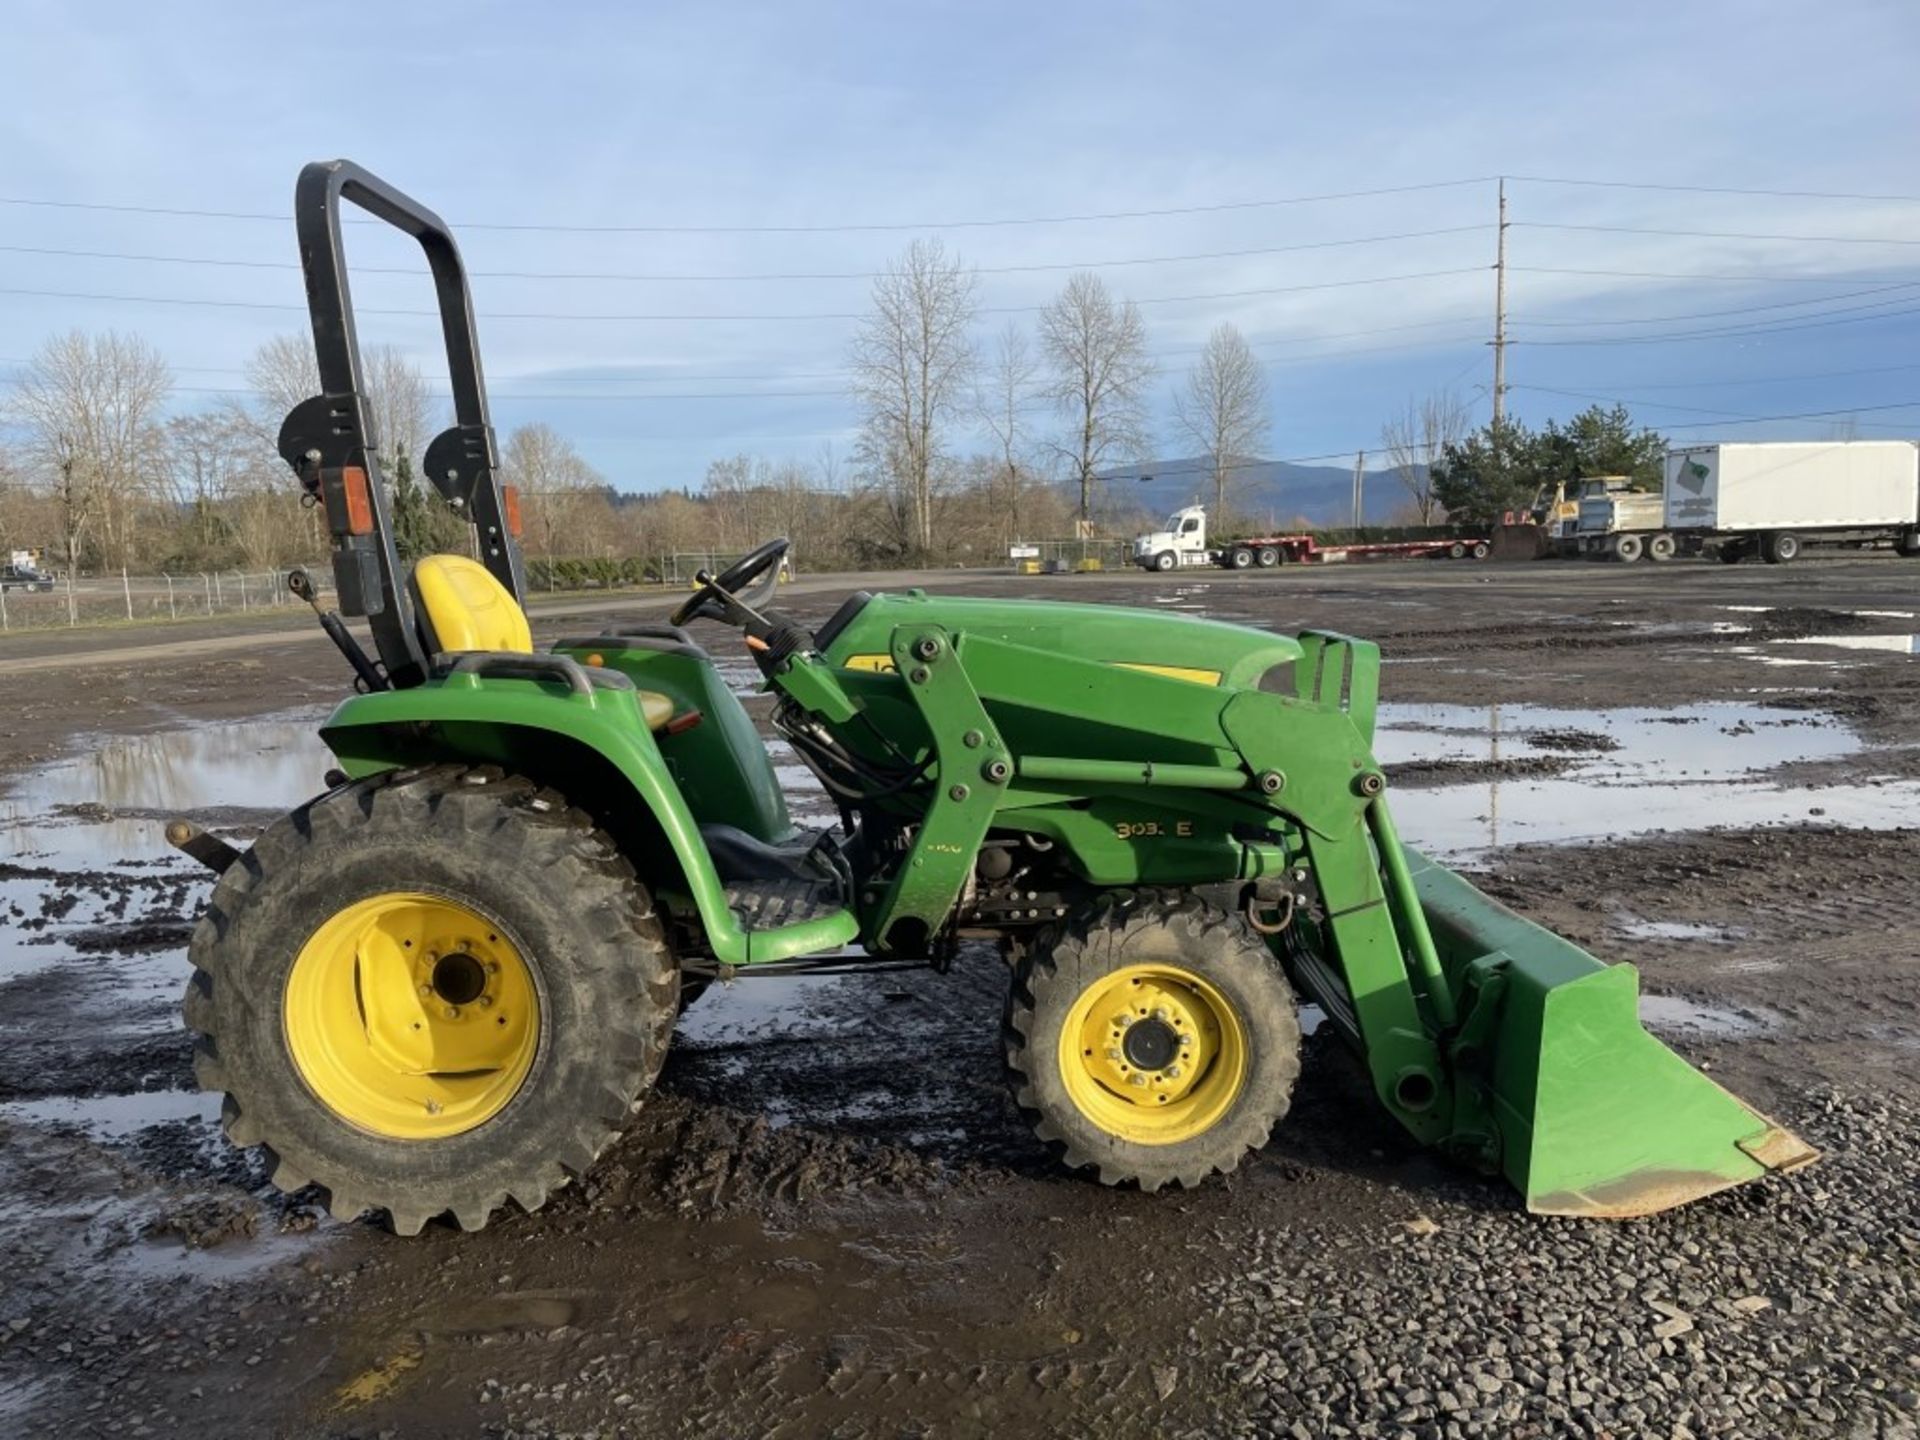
{"left": 3, "top": 0, "right": 1919, "bottom": 492}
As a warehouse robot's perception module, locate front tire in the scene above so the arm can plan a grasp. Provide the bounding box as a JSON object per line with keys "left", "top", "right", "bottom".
{"left": 1153, "top": 550, "right": 1177, "bottom": 572}
{"left": 183, "top": 765, "right": 678, "bottom": 1234}
{"left": 1004, "top": 894, "right": 1300, "bottom": 1191}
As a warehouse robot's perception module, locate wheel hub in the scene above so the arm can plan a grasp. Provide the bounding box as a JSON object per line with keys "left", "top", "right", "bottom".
{"left": 284, "top": 893, "right": 539, "bottom": 1140}
{"left": 1122, "top": 1016, "right": 1180, "bottom": 1071}
{"left": 1059, "top": 964, "right": 1248, "bottom": 1144}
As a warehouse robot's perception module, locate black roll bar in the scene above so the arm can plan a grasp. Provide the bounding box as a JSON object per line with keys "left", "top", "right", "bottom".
{"left": 277, "top": 159, "right": 528, "bottom": 689}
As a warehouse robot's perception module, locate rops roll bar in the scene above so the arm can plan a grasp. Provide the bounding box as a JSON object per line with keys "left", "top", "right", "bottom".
{"left": 276, "top": 159, "right": 528, "bottom": 689}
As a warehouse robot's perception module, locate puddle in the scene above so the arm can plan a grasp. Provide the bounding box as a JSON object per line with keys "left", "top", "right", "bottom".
{"left": 0, "top": 1089, "right": 224, "bottom": 1140}
{"left": 1639, "top": 994, "right": 1778, "bottom": 1039}
{"left": 1377, "top": 700, "right": 1920, "bottom": 858}
{"left": 1773, "top": 633, "right": 1919, "bottom": 655}
{"left": 676, "top": 973, "right": 857, "bottom": 1047}
{"left": 1614, "top": 918, "right": 1742, "bottom": 944}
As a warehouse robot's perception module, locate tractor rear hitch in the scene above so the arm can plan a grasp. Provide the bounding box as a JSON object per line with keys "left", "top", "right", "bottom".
{"left": 166, "top": 820, "right": 240, "bottom": 875}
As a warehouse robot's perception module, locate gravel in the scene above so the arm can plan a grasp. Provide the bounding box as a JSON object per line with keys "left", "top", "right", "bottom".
{"left": 1200, "top": 1087, "right": 1920, "bottom": 1438}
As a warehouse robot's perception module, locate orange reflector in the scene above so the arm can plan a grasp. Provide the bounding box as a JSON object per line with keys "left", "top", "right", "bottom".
{"left": 501, "top": 484, "right": 524, "bottom": 539}
{"left": 341, "top": 466, "right": 374, "bottom": 536}
{"left": 664, "top": 708, "right": 704, "bottom": 736}
{"left": 744, "top": 634, "right": 769, "bottom": 652}
{"left": 584, "top": 653, "right": 604, "bottom": 667}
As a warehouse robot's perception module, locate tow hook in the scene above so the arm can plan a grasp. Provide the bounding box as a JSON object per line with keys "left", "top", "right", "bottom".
{"left": 166, "top": 820, "right": 240, "bottom": 875}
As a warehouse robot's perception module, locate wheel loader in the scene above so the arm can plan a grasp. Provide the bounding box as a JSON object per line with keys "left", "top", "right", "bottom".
{"left": 174, "top": 160, "right": 1815, "bottom": 1235}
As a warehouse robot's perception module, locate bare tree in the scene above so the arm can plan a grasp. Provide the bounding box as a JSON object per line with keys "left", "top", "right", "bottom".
{"left": 975, "top": 321, "right": 1038, "bottom": 551}
{"left": 4, "top": 330, "right": 172, "bottom": 573}
{"left": 1173, "top": 323, "right": 1268, "bottom": 524}
{"left": 1038, "top": 273, "right": 1153, "bottom": 532}
{"left": 1380, "top": 391, "right": 1471, "bottom": 525}
{"left": 242, "top": 333, "right": 438, "bottom": 474}
{"left": 848, "top": 239, "right": 978, "bottom": 557}
{"left": 501, "top": 423, "right": 605, "bottom": 571}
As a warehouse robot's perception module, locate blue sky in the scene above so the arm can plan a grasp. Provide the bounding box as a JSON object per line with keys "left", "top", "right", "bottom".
{"left": 3, "top": 0, "right": 1919, "bottom": 489}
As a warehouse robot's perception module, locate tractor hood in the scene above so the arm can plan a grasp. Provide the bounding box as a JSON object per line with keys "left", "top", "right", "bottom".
{"left": 1133, "top": 530, "right": 1177, "bottom": 556}
{"left": 820, "top": 591, "right": 1298, "bottom": 689}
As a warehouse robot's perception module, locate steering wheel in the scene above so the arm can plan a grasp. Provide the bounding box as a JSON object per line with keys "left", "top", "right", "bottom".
{"left": 671, "top": 537, "right": 791, "bottom": 626}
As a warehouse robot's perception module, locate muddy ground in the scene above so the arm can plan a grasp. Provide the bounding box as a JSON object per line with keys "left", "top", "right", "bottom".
{"left": 2, "top": 557, "right": 1918, "bottom": 1439}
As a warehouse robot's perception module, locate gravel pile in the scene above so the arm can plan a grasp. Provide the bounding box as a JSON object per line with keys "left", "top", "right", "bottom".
{"left": 1201, "top": 1087, "right": 1920, "bottom": 1438}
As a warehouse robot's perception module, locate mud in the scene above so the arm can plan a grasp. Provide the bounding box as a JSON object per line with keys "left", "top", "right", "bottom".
{"left": 3, "top": 556, "right": 1920, "bottom": 1437}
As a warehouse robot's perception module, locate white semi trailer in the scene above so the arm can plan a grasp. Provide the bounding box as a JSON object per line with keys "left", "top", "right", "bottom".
{"left": 1659, "top": 441, "right": 1920, "bottom": 564}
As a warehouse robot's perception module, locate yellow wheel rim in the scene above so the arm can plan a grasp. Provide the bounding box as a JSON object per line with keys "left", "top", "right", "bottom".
{"left": 1057, "top": 963, "right": 1248, "bottom": 1145}
{"left": 284, "top": 892, "right": 539, "bottom": 1140}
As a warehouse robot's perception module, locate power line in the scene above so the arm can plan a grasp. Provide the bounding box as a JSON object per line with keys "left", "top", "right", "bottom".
{"left": 1508, "top": 175, "right": 1920, "bottom": 204}
{"left": 1514, "top": 264, "right": 1920, "bottom": 285}
{"left": 0, "top": 268, "right": 1491, "bottom": 324}
{"left": 0, "top": 225, "right": 1490, "bottom": 283}
{"left": 1511, "top": 384, "right": 1920, "bottom": 432}
{"left": 1510, "top": 281, "right": 1920, "bottom": 328}
{"left": 0, "top": 177, "right": 1495, "bottom": 236}
{"left": 1536, "top": 361, "right": 1920, "bottom": 392}
{"left": 1516, "top": 221, "right": 1920, "bottom": 247}
{"left": 1519, "top": 300, "right": 1920, "bottom": 347}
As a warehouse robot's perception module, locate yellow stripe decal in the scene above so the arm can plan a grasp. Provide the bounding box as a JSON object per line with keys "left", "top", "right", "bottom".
{"left": 841, "top": 653, "right": 897, "bottom": 673}
{"left": 1113, "top": 662, "right": 1223, "bottom": 686}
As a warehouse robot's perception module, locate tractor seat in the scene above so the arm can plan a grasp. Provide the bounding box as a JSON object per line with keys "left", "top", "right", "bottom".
{"left": 411, "top": 555, "right": 677, "bottom": 732}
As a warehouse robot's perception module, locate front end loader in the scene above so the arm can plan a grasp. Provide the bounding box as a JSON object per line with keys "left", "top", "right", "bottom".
{"left": 175, "top": 159, "right": 1814, "bottom": 1233}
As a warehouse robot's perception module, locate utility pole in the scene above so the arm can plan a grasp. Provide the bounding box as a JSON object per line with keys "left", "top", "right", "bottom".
{"left": 1492, "top": 177, "right": 1509, "bottom": 426}
{"left": 1351, "top": 450, "right": 1366, "bottom": 529}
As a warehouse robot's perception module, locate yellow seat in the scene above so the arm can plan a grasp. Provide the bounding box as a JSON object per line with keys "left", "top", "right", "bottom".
{"left": 410, "top": 554, "right": 676, "bottom": 733}
{"left": 412, "top": 554, "right": 534, "bottom": 655}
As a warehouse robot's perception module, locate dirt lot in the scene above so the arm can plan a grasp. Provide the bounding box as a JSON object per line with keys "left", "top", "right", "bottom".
{"left": 2, "top": 557, "right": 1918, "bottom": 1439}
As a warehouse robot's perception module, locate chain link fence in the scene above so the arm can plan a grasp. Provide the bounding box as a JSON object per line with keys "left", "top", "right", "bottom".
{"left": 0, "top": 568, "right": 331, "bottom": 632}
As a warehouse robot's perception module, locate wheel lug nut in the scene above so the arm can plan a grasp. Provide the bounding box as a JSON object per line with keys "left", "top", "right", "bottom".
{"left": 478, "top": 995, "right": 494, "bottom": 1009}
{"left": 425, "top": 1099, "right": 442, "bottom": 1115}
{"left": 443, "top": 1005, "right": 460, "bottom": 1020}
{"left": 1112, "top": 1013, "right": 1132, "bottom": 1028}
{"left": 1153, "top": 1007, "right": 1170, "bottom": 1022}
{"left": 1105, "top": 1046, "right": 1122, "bottom": 1061}
{"left": 1166, "top": 1066, "right": 1182, "bottom": 1080}
{"left": 418, "top": 984, "right": 433, "bottom": 997}
{"left": 1128, "top": 1074, "right": 1148, "bottom": 1087}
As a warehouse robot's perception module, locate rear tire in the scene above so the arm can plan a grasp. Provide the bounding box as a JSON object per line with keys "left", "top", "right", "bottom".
{"left": 1470, "top": 541, "right": 1490, "bottom": 560}
{"left": 1647, "top": 533, "right": 1677, "bottom": 562}
{"left": 183, "top": 765, "right": 678, "bottom": 1235}
{"left": 1764, "top": 531, "right": 1801, "bottom": 564}
{"left": 1255, "top": 546, "right": 1280, "bottom": 568}
{"left": 1004, "top": 893, "right": 1300, "bottom": 1191}
{"left": 1613, "top": 534, "right": 1645, "bottom": 563}
{"left": 1229, "top": 547, "right": 1255, "bottom": 570}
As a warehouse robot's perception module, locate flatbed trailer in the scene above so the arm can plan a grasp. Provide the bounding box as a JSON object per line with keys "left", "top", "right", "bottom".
{"left": 1213, "top": 533, "right": 1491, "bottom": 568}
{"left": 1133, "top": 506, "right": 1490, "bottom": 571}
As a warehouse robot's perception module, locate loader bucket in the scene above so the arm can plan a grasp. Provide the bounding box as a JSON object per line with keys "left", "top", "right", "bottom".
{"left": 1406, "top": 851, "right": 1817, "bottom": 1217}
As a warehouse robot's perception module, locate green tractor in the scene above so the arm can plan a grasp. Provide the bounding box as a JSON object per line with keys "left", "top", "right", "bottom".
{"left": 175, "top": 161, "right": 1814, "bottom": 1234}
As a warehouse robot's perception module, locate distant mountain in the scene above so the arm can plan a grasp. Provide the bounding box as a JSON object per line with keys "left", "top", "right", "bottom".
{"left": 1098, "top": 455, "right": 1419, "bottom": 529}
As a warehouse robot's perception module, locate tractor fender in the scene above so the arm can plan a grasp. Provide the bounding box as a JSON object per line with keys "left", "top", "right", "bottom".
{"left": 314, "top": 675, "right": 753, "bottom": 964}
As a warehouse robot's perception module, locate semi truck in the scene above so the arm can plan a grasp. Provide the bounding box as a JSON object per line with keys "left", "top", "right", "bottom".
{"left": 1570, "top": 442, "right": 1920, "bottom": 564}
{"left": 1132, "top": 506, "right": 1488, "bottom": 571}
{"left": 1663, "top": 441, "right": 1920, "bottom": 564}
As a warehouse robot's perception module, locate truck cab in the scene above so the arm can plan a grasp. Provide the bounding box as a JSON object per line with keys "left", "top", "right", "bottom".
{"left": 1133, "top": 505, "right": 1210, "bottom": 570}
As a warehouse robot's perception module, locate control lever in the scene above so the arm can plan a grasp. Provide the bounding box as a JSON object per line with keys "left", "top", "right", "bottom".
{"left": 289, "top": 569, "right": 388, "bottom": 692}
